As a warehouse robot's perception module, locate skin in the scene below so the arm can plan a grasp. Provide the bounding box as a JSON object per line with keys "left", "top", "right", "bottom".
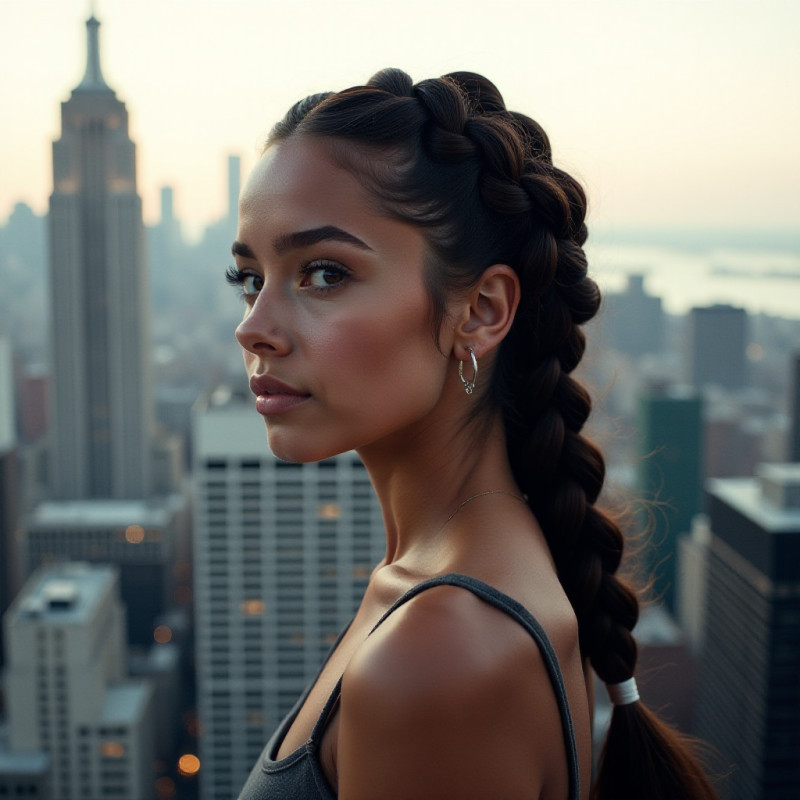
{"left": 233, "top": 135, "right": 592, "bottom": 800}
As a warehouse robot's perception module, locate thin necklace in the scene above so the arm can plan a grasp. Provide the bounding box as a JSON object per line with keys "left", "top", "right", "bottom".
{"left": 445, "top": 489, "right": 527, "bottom": 524}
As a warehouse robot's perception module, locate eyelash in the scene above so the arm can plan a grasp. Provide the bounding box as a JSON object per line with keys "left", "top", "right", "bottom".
{"left": 225, "top": 261, "right": 351, "bottom": 299}
{"left": 225, "top": 266, "right": 261, "bottom": 298}
{"left": 299, "top": 260, "right": 351, "bottom": 292}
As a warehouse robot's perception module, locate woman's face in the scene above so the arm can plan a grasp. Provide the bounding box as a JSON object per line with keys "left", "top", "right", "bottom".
{"left": 233, "top": 136, "right": 454, "bottom": 463}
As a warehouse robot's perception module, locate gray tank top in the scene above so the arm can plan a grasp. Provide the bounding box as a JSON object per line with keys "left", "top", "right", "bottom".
{"left": 237, "top": 573, "right": 580, "bottom": 800}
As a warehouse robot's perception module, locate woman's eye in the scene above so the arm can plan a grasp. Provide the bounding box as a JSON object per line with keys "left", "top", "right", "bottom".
{"left": 300, "top": 261, "right": 350, "bottom": 291}
{"left": 225, "top": 266, "right": 263, "bottom": 299}
{"left": 241, "top": 274, "right": 263, "bottom": 295}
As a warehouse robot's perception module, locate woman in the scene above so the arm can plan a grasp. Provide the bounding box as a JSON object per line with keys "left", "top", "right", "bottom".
{"left": 229, "top": 69, "right": 717, "bottom": 800}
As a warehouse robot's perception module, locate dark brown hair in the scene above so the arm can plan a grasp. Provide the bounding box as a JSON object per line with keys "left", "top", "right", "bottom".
{"left": 268, "top": 68, "right": 718, "bottom": 800}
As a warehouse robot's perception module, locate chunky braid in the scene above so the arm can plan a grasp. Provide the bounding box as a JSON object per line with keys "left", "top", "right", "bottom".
{"left": 403, "top": 72, "right": 642, "bottom": 685}
{"left": 267, "top": 69, "right": 718, "bottom": 800}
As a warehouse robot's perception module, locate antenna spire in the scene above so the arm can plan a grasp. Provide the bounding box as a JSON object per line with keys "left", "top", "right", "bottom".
{"left": 76, "top": 13, "right": 111, "bottom": 91}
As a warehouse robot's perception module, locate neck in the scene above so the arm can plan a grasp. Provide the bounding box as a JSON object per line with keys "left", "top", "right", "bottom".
{"left": 357, "top": 409, "right": 520, "bottom": 567}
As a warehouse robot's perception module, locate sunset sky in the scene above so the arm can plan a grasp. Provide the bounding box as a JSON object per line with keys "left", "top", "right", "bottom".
{"left": 2, "top": 0, "right": 799, "bottom": 237}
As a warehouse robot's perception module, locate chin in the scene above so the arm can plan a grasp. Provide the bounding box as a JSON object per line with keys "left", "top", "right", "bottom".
{"left": 266, "top": 429, "right": 348, "bottom": 465}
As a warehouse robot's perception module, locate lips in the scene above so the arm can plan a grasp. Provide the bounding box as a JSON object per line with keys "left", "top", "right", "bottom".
{"left": 249, "top": 374, "right": 311, "bottom": 416}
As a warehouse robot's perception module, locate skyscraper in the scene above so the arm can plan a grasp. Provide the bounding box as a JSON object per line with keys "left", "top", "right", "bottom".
{"left": 1, "top": 563, "right": 156, "bottom": 800}
{"left": 48, "top": 15, "right": 152, "bottom": 500}
{"left": 789, "top": 350, "right": 800, "bottom": 462}
{"left": 685, "top": 305, "right": 747, "bottom": 390}
{"left": 23, "top": 495, "right": 188, "bottom": 647}
{"left": 636, "top": 384, "right": 704, "bottom": 612}
{"left": 228, "top": 155, "right": 241, "bottom": 224}
{"left": 694, "top": 464, "right": 800, "bottom": 800}
{"left": 192, "top": 390, "right": 385, "bottom": 800}
{"left": 602, "top": 273, "right": 665, "bottom": 357}
{"left": 0, "top": 336, "right": 21, "bottom": 667}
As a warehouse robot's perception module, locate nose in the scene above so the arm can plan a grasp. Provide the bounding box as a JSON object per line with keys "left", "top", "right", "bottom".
{"left": 235, "top": 290, "right": 292, "bottom": 357}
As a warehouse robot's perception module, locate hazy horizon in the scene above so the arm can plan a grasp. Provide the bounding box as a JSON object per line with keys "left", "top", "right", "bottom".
{"left": 2, "top": 0, "right": 799, "bottom": 235}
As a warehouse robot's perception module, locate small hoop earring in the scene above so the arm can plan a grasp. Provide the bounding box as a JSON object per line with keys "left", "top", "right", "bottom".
{"left": 459, "top": 348, "right": 478, "bottom": 395}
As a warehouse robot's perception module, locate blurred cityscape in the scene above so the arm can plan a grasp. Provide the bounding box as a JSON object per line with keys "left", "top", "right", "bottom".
{"left": 1, "top": 14, "right": 799, "bottom": 800}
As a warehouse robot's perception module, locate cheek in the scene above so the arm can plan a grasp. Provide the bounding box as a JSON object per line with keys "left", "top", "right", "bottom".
{"left": 311, "top": 297, "right": 444, "bottom": 406}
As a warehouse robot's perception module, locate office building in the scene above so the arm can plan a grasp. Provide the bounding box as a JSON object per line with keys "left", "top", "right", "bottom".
{"left": 0, "top": 563, "right": 155, "bottom": 799}
{"left": 602, "top": 274, "right": 665, "bottom": 357}
{"left": 0, "top": 337, "right": 21, "bottom": 668}
{"left": 18, "top": 364, "right": 48, "bottom": 445}
{"left": 685, "top": 305, "right": 747, "bottom": 390}
{"left": 24, "top": 496, "right": 188, "bottom": 648}
{"left": 47, "top": 14, "right": 153, "bottom": 500}
{"left": 192, "top": 390, "right": 385, "bottom": 800}
{"left": 228, "top": 155, "right": 241, "bottom": 224}
{"left": 677, "top": 515, "right": 711, "bottom": 656}
{"left": 197, "top": 154, "right": 241, "bottom": 261}
{"left": 789, "top": 351, "right": 800, "bottom": 462}
{"left": 695, "top": 464, "right": 800, "bottom": 800}
{"left": 636, "top": 384, "right": 704, "bottom": 612}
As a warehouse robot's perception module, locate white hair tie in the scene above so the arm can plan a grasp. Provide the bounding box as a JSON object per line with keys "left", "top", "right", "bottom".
{"left": 606, "top": 677, "right": 640, "bottom": 706}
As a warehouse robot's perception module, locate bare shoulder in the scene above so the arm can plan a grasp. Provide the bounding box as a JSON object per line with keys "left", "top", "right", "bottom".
{"left": 336, "top": 584, "right": 574, "bottom": 800}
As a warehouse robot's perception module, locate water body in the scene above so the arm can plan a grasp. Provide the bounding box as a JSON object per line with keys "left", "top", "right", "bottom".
{"left": 586, "top": 229, "right": 800, "bottom": 319}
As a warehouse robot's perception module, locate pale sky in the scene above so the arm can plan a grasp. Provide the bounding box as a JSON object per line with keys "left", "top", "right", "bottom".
{"left": 2, "top": 0, "right": 799, "bottom": 235}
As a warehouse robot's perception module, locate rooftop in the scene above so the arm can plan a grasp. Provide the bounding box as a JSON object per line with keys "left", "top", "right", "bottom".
{"left": 707, "top": 464, "right": 800, "bottom": 533}
{"left": 101, "top": 682, "right": 153, "bottom": 725}
{"left": 8, "top": 563, "right": 116, "bottom": 626}
{"left": 28, "top": 497, "right": 175, "bottom": 529}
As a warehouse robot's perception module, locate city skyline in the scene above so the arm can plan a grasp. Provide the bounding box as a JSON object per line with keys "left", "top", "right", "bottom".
{"left": 2, "top": 0, "right": 799, "bottom": 237}
{"left": 2, "top": 8, "right": 799, "bottom": 795}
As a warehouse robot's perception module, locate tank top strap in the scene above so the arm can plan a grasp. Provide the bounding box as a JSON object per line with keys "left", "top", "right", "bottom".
{"left": 366, "top": 573, "right": 581, "bottom": 800}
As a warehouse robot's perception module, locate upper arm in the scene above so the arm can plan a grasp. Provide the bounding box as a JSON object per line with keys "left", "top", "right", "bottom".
{"left": 335, "top": 587, "right": 569, "bottom": 800}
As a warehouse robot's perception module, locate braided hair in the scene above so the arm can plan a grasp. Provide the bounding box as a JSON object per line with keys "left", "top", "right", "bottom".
{"left": 268, "top": 69, "right": 717, "bottom": 800}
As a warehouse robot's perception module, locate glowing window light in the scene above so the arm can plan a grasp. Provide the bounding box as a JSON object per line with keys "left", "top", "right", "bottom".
{"left": 153, "top": 625, "right": 172, "bottom": 644}
{"left": 100, "top": 741, "right": 125, "bottom": 758}
{"left": 317, "top": 503, "right": 341, "bottom": 520}
{"left": 177, "top": 753, "right": 201, "bottom": 777}
{"left": 124, "top": 525, "right": 145, "bottom": 544}
{"left": 241, "top": 599, "right": 265, "bottom": 616}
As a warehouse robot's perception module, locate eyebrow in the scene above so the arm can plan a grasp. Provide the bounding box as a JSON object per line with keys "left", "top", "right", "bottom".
{"left": 231, "top": 226, "right": 373, "bottom": 261}
{"left": 231, "top": 241, "right": 256, "bottom": 258}
{"left": 273, "top": 226, "right": 373, "bottom": 254}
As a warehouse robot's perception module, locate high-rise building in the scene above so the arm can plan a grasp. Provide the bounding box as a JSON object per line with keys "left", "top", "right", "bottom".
{"left": 602, "top": 273, "right": 665, "bottom": 357}
{"left": 47, "top": 15, "right": 153, "bottom": 501}
{"left": 23, "top": 495, "right": 189, "bottom": 647}
{"left": 197, "top": 154, "right": 242, "bottom": 262}
{"left": 636, "top": 384, "right": 704, "bottom": 612}
{"left": 694, "top": 464, "right": 800, "bottom": 800}
{"left": 789, "top": 350, "right": 800, "bottom": 462}
{"left": 0, "top": 337, "right": 14, "bottom": 455}
{"left": 0, "top": 563, "right": 156, "bottom": 800}
{"left": 685, "top": 305, "right": 747, "bottom": 390}
{"left": 0, "top": 337, "right": 21, "bottom": 667}
{"left": 192, "top": 390, "right": 385, "bottom": 800}
{"left": 228, "top": 155, "right": 241, "bottom": 224}
{"left": 22, "top": 12, "right": 191, "bottom": 642}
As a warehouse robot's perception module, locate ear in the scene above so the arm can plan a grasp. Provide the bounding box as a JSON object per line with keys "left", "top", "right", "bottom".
{"left": 453, "top": 264, "right": 520, "bottom": 361}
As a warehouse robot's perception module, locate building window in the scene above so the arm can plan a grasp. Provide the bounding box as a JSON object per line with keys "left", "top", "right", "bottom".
{"left": 99, "top": 741, "right": 126, "bottom": 758}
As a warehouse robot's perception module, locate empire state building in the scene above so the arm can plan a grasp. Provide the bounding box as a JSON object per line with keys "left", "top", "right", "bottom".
{"left": 48, "top": 15, "right": 153, "bottom": 500}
